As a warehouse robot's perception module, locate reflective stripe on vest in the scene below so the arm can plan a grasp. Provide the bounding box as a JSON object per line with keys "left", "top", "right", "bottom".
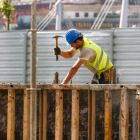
{"left": 93, "top": 50, "right": 103, "bottom": 71}
{"left": 99, "top": 56, "right": 110, "bottom": 72}
{"left": 92, "top": 50, "right": 110, "bottom": 72}
{"left": 82, "top": 37, "right": 113, "bottom": 74}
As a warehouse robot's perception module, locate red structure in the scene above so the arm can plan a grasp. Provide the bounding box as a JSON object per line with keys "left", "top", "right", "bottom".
{"left": 0, "top": 2, "right": 50, "bottom": 28}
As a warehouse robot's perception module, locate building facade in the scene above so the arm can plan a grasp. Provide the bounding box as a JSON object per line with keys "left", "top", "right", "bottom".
{"left": 0, "top": 2, "right": 140, "bottom": 30}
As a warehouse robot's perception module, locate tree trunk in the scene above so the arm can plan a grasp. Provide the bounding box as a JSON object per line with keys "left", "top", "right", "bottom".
{"left": 7, "top": 15, "right": 10, "bottom": 30}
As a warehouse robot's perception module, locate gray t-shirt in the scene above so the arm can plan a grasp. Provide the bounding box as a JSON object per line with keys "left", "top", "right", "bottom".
{"left": 72, "top": 47, "right": 97, "bottom": 74}
{"left": 79, "top": 48, "right": 96, "bottom": 63}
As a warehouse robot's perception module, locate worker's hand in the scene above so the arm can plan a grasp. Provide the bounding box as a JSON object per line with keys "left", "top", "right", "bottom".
{"left": 54, "top": 47, "right": 61, "bottom": 55}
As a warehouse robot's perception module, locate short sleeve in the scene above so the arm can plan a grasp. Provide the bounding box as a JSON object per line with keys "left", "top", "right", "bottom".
{"left": 79, "top": 48, "right": 96, "bottom": 63}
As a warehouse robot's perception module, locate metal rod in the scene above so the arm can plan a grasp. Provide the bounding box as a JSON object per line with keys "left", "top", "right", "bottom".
{"left": 55, "top": 72, "right": 59, "bottom": 84}
{"left": 120, "top": 0, "right": 128, "bottom": 28}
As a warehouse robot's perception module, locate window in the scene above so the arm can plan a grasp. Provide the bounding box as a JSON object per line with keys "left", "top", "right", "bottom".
{"left": 75, "top": 13, "right": 79, "bottom": 17}
{"left": 94, "top": 13, "right": 97, "bottom": 17}
{"left": 108, "top": 23, "right": 112, "bottom": 28}
{"left": 115, "top": 23, "right": 119, "bottom": 27}
{"left": 85, "top": 13, "right": 88, "bottom": 17}
{"left": 21, "top": 6, "right": 23, "bottom": 10}
{"left": 16, "top": 7, "right": 19, "bottom": 11}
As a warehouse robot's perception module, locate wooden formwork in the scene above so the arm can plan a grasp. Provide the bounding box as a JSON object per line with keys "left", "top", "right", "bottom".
{"left": 0, "top": 84, "right": 140, "bottom": 140}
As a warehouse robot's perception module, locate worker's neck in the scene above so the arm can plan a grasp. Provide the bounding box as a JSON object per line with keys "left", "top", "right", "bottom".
{"left": 80, "top": 40, "right": 84, "bottom": 50}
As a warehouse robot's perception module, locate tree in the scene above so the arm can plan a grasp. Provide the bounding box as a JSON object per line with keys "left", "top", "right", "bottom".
{"left": 0, "top": 0, "right": 15, "bottom": 30}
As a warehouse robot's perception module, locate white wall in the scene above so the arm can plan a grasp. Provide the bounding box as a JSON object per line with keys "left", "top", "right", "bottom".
{"left": 65, "top": 11, "right": 97, "bottom": 19}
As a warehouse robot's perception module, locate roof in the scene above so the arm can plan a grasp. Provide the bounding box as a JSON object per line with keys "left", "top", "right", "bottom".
{"left": 63, "top": 4, "right": 140, "bottom": 12}
{"left": 9, "top": 1, "right": 140, "bottom": 12}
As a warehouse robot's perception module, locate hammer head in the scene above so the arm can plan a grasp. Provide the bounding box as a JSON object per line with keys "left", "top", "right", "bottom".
{"left": 52, "top": 35, "right": 63, "bottom": 38}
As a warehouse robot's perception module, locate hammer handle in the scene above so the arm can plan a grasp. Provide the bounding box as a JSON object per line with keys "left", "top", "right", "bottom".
{"left": 56, "top": 38, "right": 58, "bottom": 61}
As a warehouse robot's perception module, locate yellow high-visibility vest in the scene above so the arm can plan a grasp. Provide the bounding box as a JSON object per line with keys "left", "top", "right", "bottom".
{"left": 78, "top": 38, "right": 113, "bottom": 77}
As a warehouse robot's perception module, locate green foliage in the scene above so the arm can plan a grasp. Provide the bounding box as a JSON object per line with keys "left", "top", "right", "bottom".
{"left": 106, "top": 13, "right": 120, "bottom": 18}
{"left": 0, "top": 0, "right": 15, "bottom": 30}
{"left": 128, "top": 15, "right": 138, "bottom": 18}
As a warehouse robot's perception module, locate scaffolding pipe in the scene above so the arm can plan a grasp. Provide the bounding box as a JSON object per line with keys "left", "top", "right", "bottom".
{"left": 55, "top": 0, "right": 62, "bottom": 30}
{"left": 120, "top": 0, "right": 128, "bottom": 28}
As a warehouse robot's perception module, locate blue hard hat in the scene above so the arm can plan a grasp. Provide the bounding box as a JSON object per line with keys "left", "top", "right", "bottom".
{"left": 65, "top": 29, "right": 81, "bottom": 45}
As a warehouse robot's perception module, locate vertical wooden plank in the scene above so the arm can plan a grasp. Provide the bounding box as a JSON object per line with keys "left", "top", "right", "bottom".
{"left": 132, "top": 93, "right": 138, "bottom": 140}
{"left": 55, "top": 90, "right": 63, "bottom": 140}
{"left": 129, "top": 91, "right": 138, "bottom": 140}
{"left": 120, "top": 89, "right": 129, "bottom": 140}
{"left": 71, "top": 90, "right": 79, "bottom": 140}
{"left": 23, "top": 90, "right": 30, "bottom": 140}
{"left": 112, "top": 68, "right": 116, "bottom": 84}
{"left": 7, "top": 89, "right": 15, "bottom": 140}
{"left": 39, "top": 90, "right": 43, "bottom": 140}
{"left": 88, "top": 90, "right": 92, "bottom": 140}
{"left": 138, "top": 100, "right": 140, "bottom": 140}
{"left": 104, "top": 90, "right": 112, "bottom": 140}
{"left": 43, "top": 90, "right": 47, "bottom": 140}
{"left": 30, "top": 2, "right": 37, "bottom": 140}
{"left": 30, "top": 89, "right": 37, "bottom": 140}
{"left": 91, "top": 90, "right": 96, "bottom": 140}
{"left": 109, "top": 69, "right": 111, "bottom": 84}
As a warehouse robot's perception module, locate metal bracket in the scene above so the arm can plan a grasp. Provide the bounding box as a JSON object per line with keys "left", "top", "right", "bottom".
{"left": 136, "top": 90, "right": 140, "bottom": 100}
{"left": 27, "top": 29, "right": 40, "bottom": 32}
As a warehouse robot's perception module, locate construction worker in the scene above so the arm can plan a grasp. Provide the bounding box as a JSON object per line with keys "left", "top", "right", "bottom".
{"left": 54, "top": 29, "right": 113, "bottom": 84}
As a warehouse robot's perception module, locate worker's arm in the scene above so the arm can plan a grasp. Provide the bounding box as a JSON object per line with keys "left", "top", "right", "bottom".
{"left": 60, "top": 48, "right": 76, "bottom": 58}
{"left": 54, "top": 47, "right": 76, "bottom": 58}
{"left": 62, "top": 58, "right": 85, "bottom": 84}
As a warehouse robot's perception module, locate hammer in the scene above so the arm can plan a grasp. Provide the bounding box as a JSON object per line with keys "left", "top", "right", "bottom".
{"left": 53, "top": 35, "right": 63, "bottom": 61}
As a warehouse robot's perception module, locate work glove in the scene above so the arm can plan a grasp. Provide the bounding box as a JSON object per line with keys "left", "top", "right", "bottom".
{"left": 53, "top": 47, "right": 61, "bottom": 55}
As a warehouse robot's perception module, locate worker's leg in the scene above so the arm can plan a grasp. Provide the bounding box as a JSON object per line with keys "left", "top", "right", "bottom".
{"left": 91, "top": 74, "right": 99, "bottom": 84}
{"left": 99, "top": 73, "right": 106, "bottom": 84}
